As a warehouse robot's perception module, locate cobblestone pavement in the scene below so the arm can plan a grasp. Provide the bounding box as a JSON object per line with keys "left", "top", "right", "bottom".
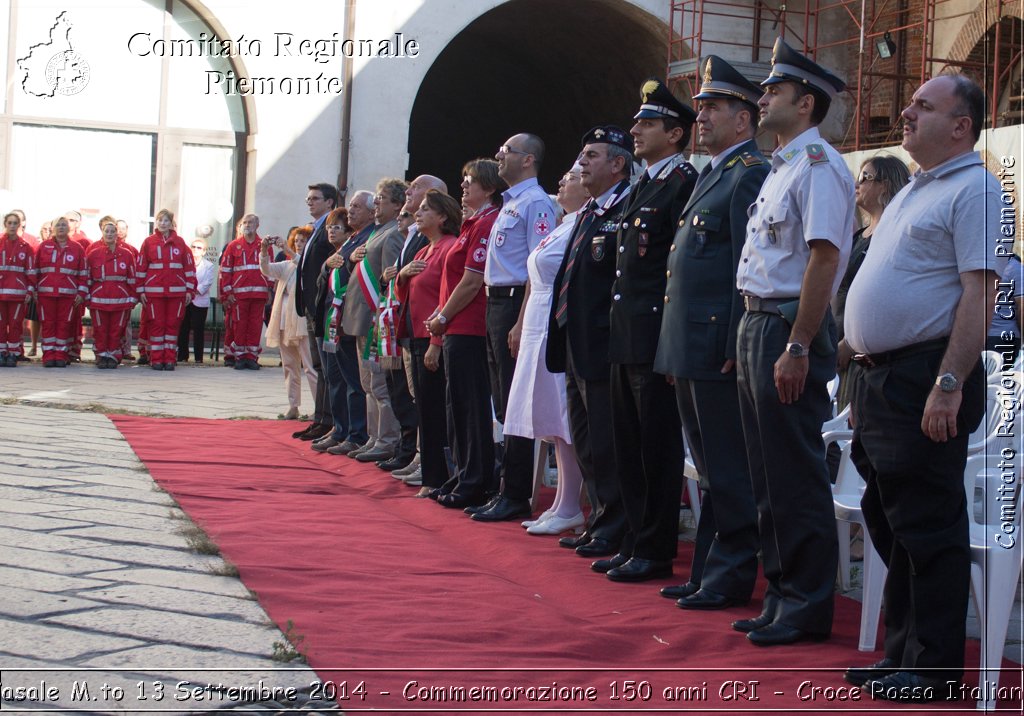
{"left": 0, "top": 356, "right": 339, "bottom": 714}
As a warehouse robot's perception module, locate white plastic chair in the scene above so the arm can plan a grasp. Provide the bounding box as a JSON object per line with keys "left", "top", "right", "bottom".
{"left": 981, "top": 350, "right": 1003, "bottom": 378}
{"left": 970, "top": 376, "right": 1023, "bottom": 456}
{"left": 964, "top": 453, "right": 1023, "bottom": 710}
{"left": 825, "top": 428, "right": 888, "bottom": 651}
{"left": 683, "top": 448, "right": 701, "bottom": 525}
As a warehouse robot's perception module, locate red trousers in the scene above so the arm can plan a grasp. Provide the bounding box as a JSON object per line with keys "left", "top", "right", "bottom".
{"left": 223, "top": 303, "right": 235, "bottom": 358}
{"left": 92, "top": 309, "right": 129, "bottom": 361}
{"left": 38, "top": 295, "right": 76, "bottom": 362}
{"left": 70, "top": 303, "right": 85, "bottom": 358}
{"left": 0, "top": 300, "right": 26, "bottom": 356}
{"left": 230, "top": 298, "right": 265, "bottom": 361}
{"left": 144, "top": 296, "right": 186, "bottom": 365}
{"left": 138, "top": 310, "right": 150, "bottom": 357}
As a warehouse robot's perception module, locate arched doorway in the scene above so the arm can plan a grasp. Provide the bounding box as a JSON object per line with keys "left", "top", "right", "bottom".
{"left": 407, "top": 0, "right": 668, "bottom": 191}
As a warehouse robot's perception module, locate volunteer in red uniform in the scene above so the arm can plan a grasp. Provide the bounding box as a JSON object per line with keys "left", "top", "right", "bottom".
{"left": 86, "top": 219, "right": 138, "bottom": 368}
{"left": 218, "top": 213, "right": 271, "bottom": 370}
{"left": 65, "top": 211, "right": 91, "bottom": 362}
{"left": 136, "top": 209, "right": 196, "bottom": 371}
{"left": 115, "top": 219, "right": 140, "bottom": 362}
{"left": 36, "top": 217, "right": 86, "bottom": 367}
{"left": 0, "top": 212, "right": 36, "bottom": 367}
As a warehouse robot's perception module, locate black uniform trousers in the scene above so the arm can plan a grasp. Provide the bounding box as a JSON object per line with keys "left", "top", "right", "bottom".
{"left": 177, "top": 304, "right": 207, "bottom": 362}
{"left": 385, "top": 361, "right": 418, "bottom": 462}
{"left": 304, "top": 315, "right": 330, "bottom": 427}
{"left": 442, "top": 334, "right": 494, "bottom": 499}
{"left": 675, "top": 378, "right": 759, "bottom": 599}
{"left": 409, "top": 337, "right": 449, "bottom": 488}
{"left": 486, "top": 292, "right": 534, "bottom": 500}
{"left": 735, "top": 310, "right": 837, "bottom": 635}
{"left": 850, "top": 345, "right": 984, "bottom": 681}
{"left": 610, "top": 362, "right": 684, "bottom": 561}
{"left": 565, "top": 342, "right": 626, "bottom": 543}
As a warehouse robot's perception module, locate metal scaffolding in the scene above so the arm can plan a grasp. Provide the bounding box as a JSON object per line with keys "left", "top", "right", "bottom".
{"left": 667, "top": 0, "right": 1022, "bottom": 151}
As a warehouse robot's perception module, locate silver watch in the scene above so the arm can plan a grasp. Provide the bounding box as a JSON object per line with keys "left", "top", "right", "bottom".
{"left": 437, "top": 313, "right": 448, "bottom": 325}
{"left": 786, "top": 341, "right": 809, "bottom": 358}
{"left": 935, "top": 372, "right": 960, "bottom": 392}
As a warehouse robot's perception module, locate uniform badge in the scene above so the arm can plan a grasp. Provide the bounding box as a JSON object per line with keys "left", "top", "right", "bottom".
{"left": 18, "top": 252, "right": 24, "bottom": 260}
{"left": 638, "top": 233, "right": 649, "bottom": 257}
{"left": 534, "top": 213, "right": 550, "bottom": 235}
{"left": 599, "top": 220, "right": 618, "bottom": 233}
{"left": 65, "top": 254, "right": 74, "bottom": 263}
{"left": 472, "top": 247, "right": 486, "bottom": 263}
{"left": 591, "top": 236, "right": 606, "bottom": 261}
{"left": 119, "top": 262, "right": 126, "bottom": 270}
{"left": 495, "top": 232, "right": 506, "bottom": 247}
{"left": 634, "top": 218, "right": 642, "bottom": 227}
{"left": 805, "top": 144, "right": 829, "bottom": 165}
{"left": 171, "top": 247, "right": 179, "bottom": 256}
{"left": 692, "top": 215, "right": 701, "bottom": 226}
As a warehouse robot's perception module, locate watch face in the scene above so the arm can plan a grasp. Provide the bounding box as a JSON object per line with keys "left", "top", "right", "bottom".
{"left": 939, "top": 374, "right": 958, "bottom": 392}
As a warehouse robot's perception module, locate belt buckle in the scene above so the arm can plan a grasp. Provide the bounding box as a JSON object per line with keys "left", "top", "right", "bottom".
{"left": 852, "top": 353, "right": 876, "bottom": 368}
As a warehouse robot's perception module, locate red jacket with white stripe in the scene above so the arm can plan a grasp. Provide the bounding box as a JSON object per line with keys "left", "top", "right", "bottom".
{"left": 0, "top": 236, "right": 36, "bottom": 300}
{"left": 86, "top": 243, "right": 138, "bottom": 311}
{"left": 136, "top": 231, "right": 196, "bottom": 298}
{"left": 219, "top": 236, "right": 271, "bottom": 301}
{"left": 35, "top": 239, "right": 86, "bottom": 299}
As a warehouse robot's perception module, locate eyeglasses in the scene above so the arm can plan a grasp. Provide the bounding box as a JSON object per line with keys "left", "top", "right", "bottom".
{"left": 857, "top": 172, "right": 878, "bottom": 183}
{"left": 190, "top": 245, "right": 204, "bottom": 250}
{"left": 498, "top": 145, "right": 531, "bottom": 157}
{"left": 399, "top": 211, "right": 412, "bottom": 219}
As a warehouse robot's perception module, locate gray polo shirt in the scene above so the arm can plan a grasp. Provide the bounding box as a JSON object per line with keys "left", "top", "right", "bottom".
{"left": 844, "top": 151, "right": 1006, "bottom": 354}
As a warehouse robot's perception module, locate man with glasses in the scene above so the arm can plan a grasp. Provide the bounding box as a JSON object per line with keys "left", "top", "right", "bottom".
{"left": 220, "top": 214, "right": 271, "bottom": 370}
{"left": 469, "top": 134, "right": 557, "bottom": 522}
{"left": 293, "top": 182, "right": 339, "bottom": 442}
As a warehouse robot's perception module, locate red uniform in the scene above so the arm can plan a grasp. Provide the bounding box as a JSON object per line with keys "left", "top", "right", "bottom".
{"left": 137, "top": 231, "right": 196, "bottom": 367}
{"left": 0, "top": 236, "right": 36, "bottom": 359}
{"left": 35, "top": 239, "right": 86, "bottom": 363}
{"left": 86, "top": 243, "right": 138, "bottom": 362}
{"left": 69, "top": 231, "right": 92, "bottom": 359}
{"left": 217, "top": 250, "right": 235, "bottom": 362}
{"left": 114, "top": 241, "right": 140, "bottom": 359}
{"left": 219, "top": 236, "right": 271, "bottom": 362}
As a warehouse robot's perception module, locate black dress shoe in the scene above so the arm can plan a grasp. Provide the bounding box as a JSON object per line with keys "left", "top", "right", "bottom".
{"left": 437, "top": 492, "right": 489, "bottom": 510}
{"left": 591, "top": 553, "right": 629, "bottom": 573}
{"left": 844, "top": 658, "right": 899, "bottom": 687}
{"left": 864, "top": 672, "right": 947, "bottom": 702}
{"left": 471, "top": 495, "right": 531, "bottom": 522}
{"left": 677, "top": 589, "right": 748, "bottom": 610}
{"left": 606, "top": 557, "right": 673, "bottom": 583}
{"left": 292, "top": 423, "right": 314, "bottom": 439}
{"left": 464, "top": 494, "right": 500, "bottom": 515}
{"left": 660, "top": 582, "right": 700, "bottom": 600}
{"left": 376, "top": 455, "right": 413, "bottom": 472}
{"left": 559, "top": 533, "right": 591, "bottom": 550}
{"left": 575, "top": 537, "right": 617, "bottom": 558}
{"left": 732, "top": 612, "right": 774, "bottom": 633}
{"left": 747, "top": 622, "right": 828, "bottom": 646}
{"left": 300, "top": 424, "right": 332, "bottom": 441}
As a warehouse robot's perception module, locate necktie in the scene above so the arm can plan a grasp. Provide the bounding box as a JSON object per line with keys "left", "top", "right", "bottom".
{"left": 693, "top": 162, "right": 712, "bottom": 192}
{"left": 554, "top": 201, "right": 598, "bottom": 328}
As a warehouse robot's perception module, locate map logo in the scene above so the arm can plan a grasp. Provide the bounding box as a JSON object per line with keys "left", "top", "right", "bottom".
{"left": 17, "top": 11, "right": 91, "bottom": 97}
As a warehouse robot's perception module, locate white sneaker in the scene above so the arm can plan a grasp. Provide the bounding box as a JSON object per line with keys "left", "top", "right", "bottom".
{"left": 401, "top": 466, "right": 422, "bottom": 486}
{"left": 521, "top": 508, "right": 555, "bottom": 529}
{"left": 526, "top": 512, "right": 586, "bottom": 535}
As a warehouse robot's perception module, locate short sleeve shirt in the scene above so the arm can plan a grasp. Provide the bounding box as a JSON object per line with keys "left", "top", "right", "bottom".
{"left": 483, "top": 178, "right": 557, "bottom": 286}
{"left": 844, "top": 152, "right": 1007, "bottom": 353}
{"left": 440, "top": 205, "right": 499, "bottom": 336}
{"left": 737, "top": 127, "right": 855, "bottom": 298}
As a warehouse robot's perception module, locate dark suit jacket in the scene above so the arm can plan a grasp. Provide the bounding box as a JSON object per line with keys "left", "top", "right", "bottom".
{"left": 608, "top": 156, "right": 698, "bottom": 364}
{"left": 546, "top": 181, "right": 631, "bottom": 382}
{"left": 295, "top": 219, "right": 331, "bottom": 319}
{"left": 654, "top": 140, "right": 769, "bottom": 380}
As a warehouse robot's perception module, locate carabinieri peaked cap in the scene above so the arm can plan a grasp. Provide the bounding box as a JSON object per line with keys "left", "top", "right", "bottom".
{"left": 693, "top": 55, "right": 764, "bottom": 109}
{"left": 761, "top": 37, "right": 846, "bottom": 99}
{"left": 581, "top": 125, "right": 634, "bottom": 153}
{"left": 634, "top": 78, "right": 698, "bottom": 124}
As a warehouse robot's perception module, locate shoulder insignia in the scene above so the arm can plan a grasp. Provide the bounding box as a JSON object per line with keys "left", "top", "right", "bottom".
{"left": 805, "top": 144, "right": 829, "bottom": 165}
{"left": 725, "top": 156, "right": 740, "bottom": 169}
{"left": 740, "top": 152, "right": 765, "bottom": 167}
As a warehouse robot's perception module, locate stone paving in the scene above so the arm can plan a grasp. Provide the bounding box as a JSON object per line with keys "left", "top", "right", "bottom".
{"left": 1, "top": 354, "right": 1020, "bottom": 714}
{"left": 0, "top": 357, "right": 336, "bottom": 714}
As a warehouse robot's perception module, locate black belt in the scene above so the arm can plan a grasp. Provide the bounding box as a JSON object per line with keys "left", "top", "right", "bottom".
{"left": 851, "top": 337, "right": 949, "bottom": 368}
{"left": 485, "top": 285, "right": 526, "bottom": 298}
{"left": 743, "top": 295, "right": 797, "bottom": 314}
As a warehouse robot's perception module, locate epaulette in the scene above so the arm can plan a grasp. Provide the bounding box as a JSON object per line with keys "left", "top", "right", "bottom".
{"left": 740, "top": 152, "right": 765, "bottom": 167}
{"left": 805, "top": 144, "right": 829, "bottom": 165}
{"left": 673, "top": 162, "right": 698, "bottom": 178}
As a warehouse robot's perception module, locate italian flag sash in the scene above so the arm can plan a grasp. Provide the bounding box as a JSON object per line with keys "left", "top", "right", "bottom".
{"left": 356, "top": 256, "right": 382, "bottom": 361}
{"left": 376, "top": 279, "right": 401, "bottom": 359}
{"left": 322, "top": 268, "right": 348, "bottom": 353}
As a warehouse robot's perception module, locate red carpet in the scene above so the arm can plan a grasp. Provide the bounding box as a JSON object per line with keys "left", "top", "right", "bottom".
{"left": 113, "top": 415, "right": 1021, "bottom": 713}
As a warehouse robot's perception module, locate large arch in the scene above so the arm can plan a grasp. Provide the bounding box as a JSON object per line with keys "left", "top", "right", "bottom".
{"left": 406, "top": 0, "right": 668, "bottom": 191}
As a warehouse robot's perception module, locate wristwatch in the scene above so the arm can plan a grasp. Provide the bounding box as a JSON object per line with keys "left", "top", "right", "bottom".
{"left": 786, "top": 341, "right": 809, "bottom": 358}
{"left": 437, "top": 313, "right": 448, "bottom": 325}
{"left": 935, "top": 372, "right": 961, "bottom": 392}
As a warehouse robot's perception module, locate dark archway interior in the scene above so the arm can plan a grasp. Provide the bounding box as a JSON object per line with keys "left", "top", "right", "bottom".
{"left": 408, "top": 0, "right": 667, "bottom": 194}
